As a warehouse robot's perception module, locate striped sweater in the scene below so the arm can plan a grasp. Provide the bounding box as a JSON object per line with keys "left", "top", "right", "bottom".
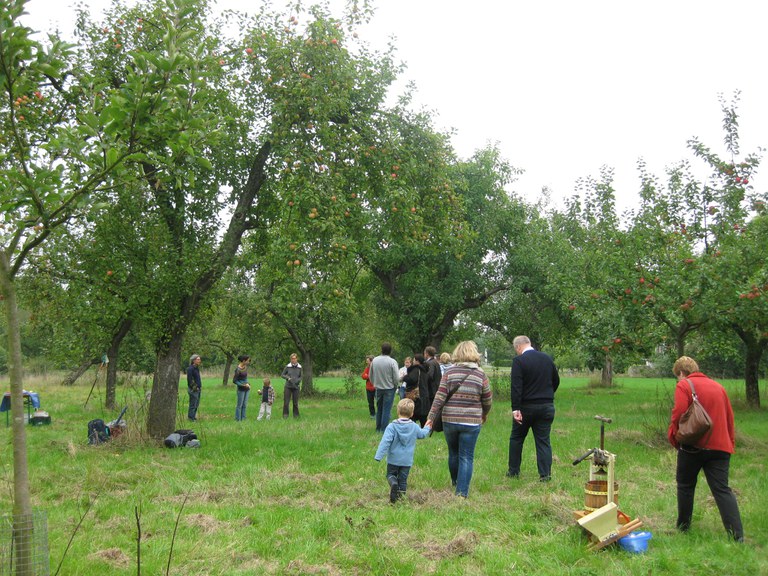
{"left": 427, "top": 362, "right": 492, "bottom": 426}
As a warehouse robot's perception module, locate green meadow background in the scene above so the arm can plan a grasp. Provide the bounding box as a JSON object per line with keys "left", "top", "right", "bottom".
{"left": 0, "top": 373, "right": 765, "bottom": 575}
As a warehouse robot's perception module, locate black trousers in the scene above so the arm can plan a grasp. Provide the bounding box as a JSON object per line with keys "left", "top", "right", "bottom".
{"left": 508, "top": 403, "right": 555, "bottom": 479}
{"left": 676, "top": 448, "right": 743, "bottom": 540}
{"left": 283, "top": 385, "right": 300, "bottom": 418}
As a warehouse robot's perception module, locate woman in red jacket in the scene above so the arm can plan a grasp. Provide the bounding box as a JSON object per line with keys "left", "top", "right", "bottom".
{"left": 668, "top": 356, "right": 743, "bottom": 542}
{"left": 362, "top": 356, "right": 375, "bottom": 418}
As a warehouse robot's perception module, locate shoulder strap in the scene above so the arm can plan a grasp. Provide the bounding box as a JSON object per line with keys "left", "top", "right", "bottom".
{"left": 444, "top": 373, "right": 469, "bottom": 401}
{"left": 685, "top": 378, "right": 698, "bottom": 399}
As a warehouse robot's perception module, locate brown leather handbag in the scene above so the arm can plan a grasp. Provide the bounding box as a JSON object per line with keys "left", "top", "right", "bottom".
{"left": 675, "top": 378, "right": 712, "bottom": 445}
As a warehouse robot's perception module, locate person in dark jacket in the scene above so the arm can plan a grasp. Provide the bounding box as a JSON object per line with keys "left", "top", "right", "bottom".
{"left": 187, "top": 354, "right": 202, "bottom": 421}
{"left": 402, "top": 354, "right": 430, "bottom": 426}
{"left": 423, "top": 346, "right": 442, "bottom": 405}
{"left": 507, "top": 335, "right": 560, "bottom": 481}
{"left": 668, "top": 356, "right": 743, "bottom": 542}
{"left": 281, "top": 353, "right": 302, "bottom": 418}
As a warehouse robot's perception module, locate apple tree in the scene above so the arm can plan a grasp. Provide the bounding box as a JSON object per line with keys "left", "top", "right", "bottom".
{"left": 553, "top": 168, "right": 655, "bottom": 384}
{"left": 1, "top": 0, "right": 129, "bottom": 567}
{"left": 74, "top": 0, "right": 403, "bottom": 436}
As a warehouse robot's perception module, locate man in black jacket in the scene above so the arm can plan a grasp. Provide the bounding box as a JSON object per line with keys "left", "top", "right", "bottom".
{"left": 507, "top": 335, "right": 560, "bottom": 481}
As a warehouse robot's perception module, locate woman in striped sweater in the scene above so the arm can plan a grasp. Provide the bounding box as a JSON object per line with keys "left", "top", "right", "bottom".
{"left": 426, "top": 341, "right": 493, "bottom": 498}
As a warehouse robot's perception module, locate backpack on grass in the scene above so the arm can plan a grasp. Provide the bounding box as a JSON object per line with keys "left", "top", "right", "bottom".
{"left": 87, "top": 419, "right": 110, "bottom": 445}
{"left": 164, "top": 429, "right": 198, "bottom": 448}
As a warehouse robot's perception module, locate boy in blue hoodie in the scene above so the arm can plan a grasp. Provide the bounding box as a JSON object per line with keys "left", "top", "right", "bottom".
{"left": 374, "top": 398, "right": 431, "bottom": 503}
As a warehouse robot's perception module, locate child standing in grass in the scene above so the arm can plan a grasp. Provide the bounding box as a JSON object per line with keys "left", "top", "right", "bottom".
{"left": 257, "top": 378, "right": 275, "bottom": 421}
{"left": 374, "top": 398, "right": 431, "bottom": 503}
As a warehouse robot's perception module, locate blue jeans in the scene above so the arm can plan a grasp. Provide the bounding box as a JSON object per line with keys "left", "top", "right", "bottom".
{"left": 187, "top": 388, "right": 200, "bottom": 420}
{"left": 508, "top": 403, "right": 555, "bottom": 479}
{"left": 235, "top": 388, "right": 249, "bottom": 421}
{"left": 443, "top": 422, "right": 481, "bottom": 497}
{"left": 386, "top": 463, "right": 411, "bottom": 493}
{"left": 375, "top": 388, "right": 396, "bottom": 432}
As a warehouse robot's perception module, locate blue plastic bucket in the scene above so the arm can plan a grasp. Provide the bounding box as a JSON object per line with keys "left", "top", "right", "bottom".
{"left": 618, "top": 531, "right": 652, "bottom": 553}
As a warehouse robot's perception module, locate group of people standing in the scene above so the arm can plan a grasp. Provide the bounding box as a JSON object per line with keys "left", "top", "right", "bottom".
{"left": 185, "top": 352, "right": 303, "bottom": 422}
{"left": 370, "top": 339, "right": 745, "bottom": 542}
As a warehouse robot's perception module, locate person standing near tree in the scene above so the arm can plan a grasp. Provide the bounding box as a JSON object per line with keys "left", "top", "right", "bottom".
{"left": 233, "top": 354, "right": 251, "bottom": 421}
{"left": 187, "top": 354, "right": 202, "bottom": 422}
{"left": 362, "top": 355, "right": 375, "bottom": 419}
{"left": 424, "top": 346, "right": 442, "bottom": 405}
{"left": 281, "top": 353, "right": 302, "bottom": 419}
{"left": 507, "top": 335, "right": 559, "bottom": 482}
{"left": 668, "top": 356, "right": 743, "bottom": 542}
{"left": 370, "top": 342, "right": 400, "bottom": 433}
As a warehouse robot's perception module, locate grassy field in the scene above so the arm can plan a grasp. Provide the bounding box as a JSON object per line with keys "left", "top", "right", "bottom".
{"left": 0, "top": 372, "right": 766, "bottom": 575}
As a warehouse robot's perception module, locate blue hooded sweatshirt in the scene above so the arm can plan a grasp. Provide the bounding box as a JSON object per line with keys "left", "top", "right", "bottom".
{"left": 374, "top": 418, "right": 431, "bottom": 466}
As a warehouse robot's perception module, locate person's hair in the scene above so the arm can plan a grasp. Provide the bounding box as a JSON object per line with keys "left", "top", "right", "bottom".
{"left": 424, "top": 346, "right": 436, "bottom": 358}
{"left": 290, "top": 353, "right": 298, "bottom": 359}
{"left": 397, "top": 398, "right": 415, "bottom": 418}
{"left": 439, "top": 352, "right": 452, "bottom": 364}
{"left": 366, "top": 355, "right": 374, "bottom": 361}
{"left": 263, "top": 377, "right": 271, "bottom": 385}
{"left": 237, "top": 354, "right": 250, "bottom": 363}
{"left": 452, "top": 341, "right": 481, "bottom": 363}
{"left": 189, "top": 354, "right": 200, "bottom": 364}
{"left": 673, "top": 356, "right": 699, "bottom": 378}
{"left": 512, "top": 335, "right": 531, "bottom": 349}
{"left": 381, "top": 342, "right": 392, "bottom": 355}
{"left": 413, "top": 353, "right": 425, "bottom": 365}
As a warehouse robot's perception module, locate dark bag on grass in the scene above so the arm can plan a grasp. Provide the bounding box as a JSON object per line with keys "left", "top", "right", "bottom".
{"left": 164, "top": 429, "right": 197, "bottom": 448}
{"left": 87, "top": 419, "right": 110, "bottom": 445}
{"left": 675, "top": 378, "right": 712, "bottom": 445}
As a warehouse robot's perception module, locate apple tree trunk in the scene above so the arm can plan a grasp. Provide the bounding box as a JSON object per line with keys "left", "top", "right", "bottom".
{"left": 0, "top": 262, "right": 34, "bottom": 575}
{"left": 601, "top": 357, "right": 614, "bottom": 387}
{"left": 147, "top": 333, "right": 184, "bottom": 439}
{"left": 221, "top": 354, "right": 234, "bottom": 386}
{"left": 743, "top": 341, "right": 764, "bottom": 409}
{"left": 105, "top": 318, "right": 134, "bottom": 410}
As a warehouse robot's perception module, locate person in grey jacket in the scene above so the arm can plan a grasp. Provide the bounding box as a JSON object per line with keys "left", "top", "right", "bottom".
{"left": 370, "top": 342, "right": 400, "bottom": 433}
{"left": 374, "top": 398, "right": 431, "bottom": 503}
{"left": 280, "top": 353, "right": 302, "bottom": 418}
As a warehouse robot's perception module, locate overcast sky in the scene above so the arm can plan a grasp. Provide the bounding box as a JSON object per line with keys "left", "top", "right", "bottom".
{"left": 25, "top": 0, "right": 768, "bottom": 214}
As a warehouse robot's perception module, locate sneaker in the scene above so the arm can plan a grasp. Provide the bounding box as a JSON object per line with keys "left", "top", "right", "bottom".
{"left": 505, "top": 471, "right": 519, "bottom": 479}
{"left": 539, "top": 476, "right": 551, "bottom": 482}
{"left": 388, "top": 476, "right": 399, "bottom": 503}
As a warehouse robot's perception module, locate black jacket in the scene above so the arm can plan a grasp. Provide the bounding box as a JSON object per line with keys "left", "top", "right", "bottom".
{"left": 403, "top": 364, "right": 430, "bottom": 417}
{"left": 511, "top": 349, "right": 559, "bottom": 410}
{"left": 425, "top": 357, "right": 442, "bottom": 403}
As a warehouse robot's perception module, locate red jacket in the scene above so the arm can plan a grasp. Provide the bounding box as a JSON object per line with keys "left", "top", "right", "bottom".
{"left": 362, "top": 366, "right": 374, "bottom": 392}
{"left": 667, "top": 372, "right": 735, "bottom": 453}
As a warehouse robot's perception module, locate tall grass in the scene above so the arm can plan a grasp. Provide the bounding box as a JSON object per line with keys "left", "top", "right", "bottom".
{"left": 0, "top": 373, "right": 765, "bottom": 575}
